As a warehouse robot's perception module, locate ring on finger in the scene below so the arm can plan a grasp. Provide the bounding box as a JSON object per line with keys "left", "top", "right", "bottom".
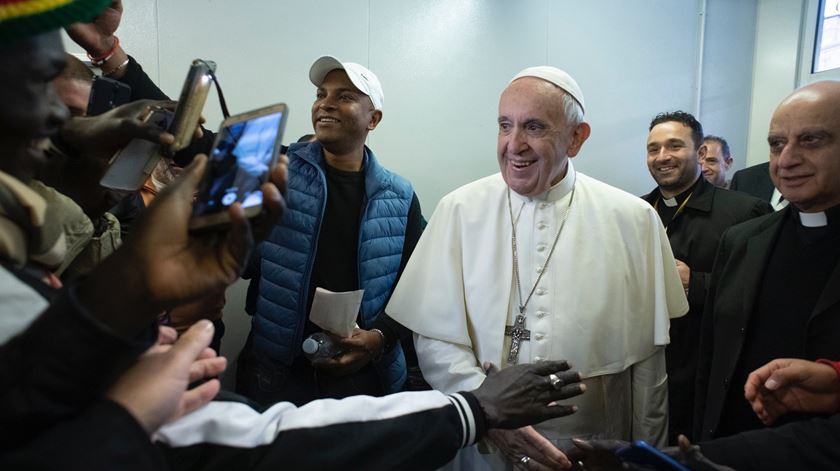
{"left": 548, "top": 373, "right": 562, "bottom": 389}
{"left": 518, "top": 455, "right": 531, "bottom": 468}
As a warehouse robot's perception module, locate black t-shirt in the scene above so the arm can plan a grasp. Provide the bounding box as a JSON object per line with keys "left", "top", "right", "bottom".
{"left": 304, "top": 163, "right": 366, "bottom": 337}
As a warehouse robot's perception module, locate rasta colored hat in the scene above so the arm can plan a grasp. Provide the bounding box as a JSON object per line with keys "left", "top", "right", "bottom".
{"left": 0, "top": 0, "right": 111, "bottom": 43}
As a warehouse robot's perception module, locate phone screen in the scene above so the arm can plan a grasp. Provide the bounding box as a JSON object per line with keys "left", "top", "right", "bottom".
{"left": 192, "top": 109, "right": 285, "bottom": 217}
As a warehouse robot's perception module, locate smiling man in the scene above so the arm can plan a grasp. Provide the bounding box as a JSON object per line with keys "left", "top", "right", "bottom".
{"left": 696, "top": 80, "right": 840, "bottom": 442}
{"left": 237, "top": 56, "right": 425, "bottom": 407}
{"left": 701, "top": 135, "right": 734, "bottom": 188}
{"left": 641, "top": 111, "right": 771, "bottom": 444}
{"left": 388, "top": 67, "right": 689, "bottom": 469}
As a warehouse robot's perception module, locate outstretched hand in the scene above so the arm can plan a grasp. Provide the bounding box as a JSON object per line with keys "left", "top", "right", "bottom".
{"left": 107, "top": 320, "right": 226, "bottom": 434}
{"left": 473, "top": 361, "right": 584, "bottom": 430}
{"left": 744, "top": 358, "right": 840, "bottom": 425}
{"left": 65, "top": 0, "right": 123, "bottom": 56}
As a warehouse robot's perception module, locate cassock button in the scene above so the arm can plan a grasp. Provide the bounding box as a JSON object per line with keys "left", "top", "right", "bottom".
{"left": 739, "top": 327, "right": 745, "bottom": 335}
{"left": 534, "top": 356, "right": 544, "bottom": 361}
{"left": 537, "top": 223, "right": 548, "bottom": 230}
{"left": 537, "top": 245, "right": 547, "bottom": 252}
{"left": 536, "top": 267, "right": 543, "bottom": 274}
{"left": 536, "top": 288, "right": 547, "bottom": 295}
{"left": 534, "top": 333, "right": 545, "bottom": 340}
{"left": 537, "top": 311, "right": 547, "bottom": 318}
{"left": 539, "top": 203, "right": 549, "bottom": 209}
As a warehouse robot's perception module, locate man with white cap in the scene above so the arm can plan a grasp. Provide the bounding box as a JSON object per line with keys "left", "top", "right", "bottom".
{"left": 237, "top": 56, "right": 425, "bottom": 407}
{"left": 387, "top": 67, "right": 688, "bottom": 469}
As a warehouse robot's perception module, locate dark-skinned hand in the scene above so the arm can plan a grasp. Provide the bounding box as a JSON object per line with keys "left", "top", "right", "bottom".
{"left": 77, "top": 153, "right": 286, "bottom": 337}
{"left": 65, "top": 0, "right": 123, "bottom": 56}
{"left": 569, "top": 435, "right": 735, "bottom": 471}
{"left": 312, "top": 328, "right": 382, "bottom": 377}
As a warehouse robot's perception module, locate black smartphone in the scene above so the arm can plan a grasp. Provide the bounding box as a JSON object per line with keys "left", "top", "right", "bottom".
{"left": 87, "top": 76, "right": 131, "bottom": 116}
{"left": 190, "top": 103, "right": 288, "bottom": 230}
{"left": 616, "top": 440, "right": 690, "bottom": 471}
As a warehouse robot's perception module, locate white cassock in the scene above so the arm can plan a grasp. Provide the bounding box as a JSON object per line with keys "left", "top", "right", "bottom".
{"left": 387, "top": 161, "right": 688, "bottom": 469}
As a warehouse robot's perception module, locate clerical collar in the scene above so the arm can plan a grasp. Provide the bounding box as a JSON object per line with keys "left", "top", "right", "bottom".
{"left": 793, "top": 202, "right": 840, "bottom": 228}
{"left": 509, "top": 160, "right": 576, "bottom": 204}
{"left": 658, "top": 177, "right": 699, "bottom": 207}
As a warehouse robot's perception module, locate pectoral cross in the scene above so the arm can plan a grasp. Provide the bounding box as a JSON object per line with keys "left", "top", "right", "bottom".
{"left": 504, "top": 314, "right": 531, "bottom": 365}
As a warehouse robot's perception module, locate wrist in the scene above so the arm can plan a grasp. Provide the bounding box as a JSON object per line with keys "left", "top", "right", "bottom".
{"left": 88, "top": 35, "right": 119, "bottom": 64}
{"left": 367, "top": 328, "right": 385, "bottom": 362}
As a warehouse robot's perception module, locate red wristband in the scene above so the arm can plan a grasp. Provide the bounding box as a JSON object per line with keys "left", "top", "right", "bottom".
{"left": 816, "top": 359, "right": 840, "bottom": 413}
{"left": 87, "top": 35, "right": 119, "bottom": 64}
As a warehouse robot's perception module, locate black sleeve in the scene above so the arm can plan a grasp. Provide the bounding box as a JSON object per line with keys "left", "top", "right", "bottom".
{"left": 752, "top": 199, "right": 774, "bottom": 217}
{"left": 0, "top": 400, "right": 166, "bottom": 471}
{"left": 158, "top": 391, "right": 485, "bottom": 471}
{"left": 699, "top": 414, "right": 840, "bottom": 471}
{"left": 372, "top": 192, "right": 424, "bottom": 353}
{"left": 0, "top": 287, "right": 157, "bottom": 450}
{"left": 120, "top": 55, "right": 169, "bottom": 102}
{"left": 729, "top": 170, "right": 742, "bottom": 192}
{"left": 693, "top": 228, "right": 733, "bottom": 440}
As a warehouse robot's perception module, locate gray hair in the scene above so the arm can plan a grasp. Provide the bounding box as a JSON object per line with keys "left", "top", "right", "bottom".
{"left": 561, "top": 90, "right": 584, "bottom": 129}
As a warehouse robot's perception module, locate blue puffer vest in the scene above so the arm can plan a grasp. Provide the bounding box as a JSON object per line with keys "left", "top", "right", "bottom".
{"left": 252, "top": 141, "right": 411, "bottom": 393}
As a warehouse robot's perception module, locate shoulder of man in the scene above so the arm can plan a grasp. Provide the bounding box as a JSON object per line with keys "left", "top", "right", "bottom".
{"left": 712, "top": 187, "right": 774, "bottom": 218}
{"left": 718, "top": 208, "right": 782, "bottom": 244}
{"left": 576, "top": 172, "right": 657, "bottom": 214}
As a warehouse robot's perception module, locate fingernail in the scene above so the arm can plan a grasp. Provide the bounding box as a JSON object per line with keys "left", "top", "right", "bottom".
{"left": 200, "top": 319, "right": 214, "bottom": 331}
{"left": 579, "top": 384, "right": 587, "bottom": 392}
{"left": 765, "top": 379, "right": 778, "bottom": 390}
{"left": 571, "top": 405, "right": 578, "bottom": 412}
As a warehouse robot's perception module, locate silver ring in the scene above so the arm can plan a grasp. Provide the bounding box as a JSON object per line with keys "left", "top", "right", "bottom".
{"left": 519, "top": 456, "right": 531, "bottom": 466}
{"left": 548, "top": 373, "right": 562, "bottom": 389}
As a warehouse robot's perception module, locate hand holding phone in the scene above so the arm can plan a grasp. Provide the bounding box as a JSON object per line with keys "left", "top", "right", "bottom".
{"left": 617, "top": 440, "right": 690, "bottom": 471}
{"left": 190, "top": 103, "right": 288, "bottom": 230}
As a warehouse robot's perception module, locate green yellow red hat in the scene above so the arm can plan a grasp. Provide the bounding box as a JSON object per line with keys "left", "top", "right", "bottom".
{"left": 0, "top": 0, "right": 110, "bottom": 43}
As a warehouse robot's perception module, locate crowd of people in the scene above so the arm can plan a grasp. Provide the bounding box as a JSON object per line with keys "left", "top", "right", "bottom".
{"left": 2, "top": 1, "right": 839, "bottom": 470}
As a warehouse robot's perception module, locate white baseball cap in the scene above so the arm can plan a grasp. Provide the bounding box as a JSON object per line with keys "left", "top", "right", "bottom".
{"left": 309, "top": 56, "right": 384, "bottom": 111}
{"left": 510, "top": 66, "right": 585, "bottom": 114}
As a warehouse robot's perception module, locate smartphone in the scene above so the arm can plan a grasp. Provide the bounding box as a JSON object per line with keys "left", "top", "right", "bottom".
{"left": 616, "top": 441, "right": 690, "bottom": 471}
{"left": 190, "top": 103, "right": 288, "bottom": 230}
{"left": 166, "top": 59, "right": 216, "bottom": 155}
{"left": 99, "top": 107, "right": 174, "bottom": 191}
{"left": 87, "top": 77, "right": 131, "bottom": 116}
{"left": 100, "top": 59, "right": 215, "bottom": 191}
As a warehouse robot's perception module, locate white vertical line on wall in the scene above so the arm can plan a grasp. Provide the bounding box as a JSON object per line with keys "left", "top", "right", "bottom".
{"left": 694, "top": 0, "right": 708, "bottom": 117}
{"left": 154, "top": 0, "right": 161, "bottom": 84}
{"left": 545, "top": 0, "right": 550, "bottom": 64}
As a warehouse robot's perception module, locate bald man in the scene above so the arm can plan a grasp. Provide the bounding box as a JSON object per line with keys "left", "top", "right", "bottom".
{"left": 695, "top": 80, "right": 840, "bottom": 441}
{"left": 388, "top": 67, "right": 688, "bottom": 469}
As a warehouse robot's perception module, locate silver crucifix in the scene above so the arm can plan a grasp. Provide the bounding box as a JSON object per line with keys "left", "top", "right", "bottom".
{"left": 504, "top": 314, "right": 531, "bottom": 365}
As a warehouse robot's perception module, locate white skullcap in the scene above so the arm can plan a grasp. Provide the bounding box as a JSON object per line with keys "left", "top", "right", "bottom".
{"left": 309, "top": 56, "right": 384, "bottom": 111}
{"left": 510, "top": 66, "right": 585, "bottom": 114}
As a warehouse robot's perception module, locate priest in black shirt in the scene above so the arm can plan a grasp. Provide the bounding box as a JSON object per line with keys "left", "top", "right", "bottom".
{"left": 695, "top": 80, "right": 840, "bottom": 441}
{"left": 642, "top": 111, "right": 772, "bottom": 443}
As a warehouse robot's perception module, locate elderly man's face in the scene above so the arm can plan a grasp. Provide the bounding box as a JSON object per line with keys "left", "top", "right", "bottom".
{"left": 767, "top": 81, "right": 840, "bottom": 212}
{"left": 700, "top": 140, "right": 731, "bottom": 188}
{"left": 0, "top": 30, "right": 69, "bottom": 178}
{"left": 646, "top": 121, "right": 703, "bottom": 196}
{"left": 497, "top": 78, "right": 587, "bottom": 197}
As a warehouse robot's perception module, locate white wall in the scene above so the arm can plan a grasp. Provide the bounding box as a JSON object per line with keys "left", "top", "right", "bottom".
{"left": 745, "top": 0, "right": 805, "bottom": 167}
{"left": 64, "top": 0, "right": 759, "bottom": 386}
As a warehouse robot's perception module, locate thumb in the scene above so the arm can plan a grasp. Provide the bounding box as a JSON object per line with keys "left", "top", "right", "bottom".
{"left": 163, "top": 154, "right": 207, "bottom": 200}
{"left": 166, "top": 319, "right": 215, "bottom": 369}
{"left": 765, "top": 365, "right": 806, "bottom": 391}
{"left": 483, "top": 362, "right": 499, "bottom": 376}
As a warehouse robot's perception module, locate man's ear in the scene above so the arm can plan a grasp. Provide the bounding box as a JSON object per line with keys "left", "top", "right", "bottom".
{"left": 724, "top": 157, "right": 733, "bottom": 170}
{"left": 367, "top": 110, "right": 383, "bottom": 131}
{"left": 566, "top": 122, "right": 591, "bottom": 157}
{"left": 697, "top": 143, "right": 708, "bottom": 161}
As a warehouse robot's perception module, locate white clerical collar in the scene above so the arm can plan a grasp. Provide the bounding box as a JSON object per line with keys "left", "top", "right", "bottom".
{"left": 509, "top": 160, "right": 577, "bottom": 204}
{"left": 799, "top": 211, "right": 828, "bottom": 228}
{"left": 661, "top": 196, "right": 678, "bottom": 207}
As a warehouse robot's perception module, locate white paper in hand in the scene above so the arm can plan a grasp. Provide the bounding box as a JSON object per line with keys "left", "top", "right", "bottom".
{"left": 309, "top": 287, "right": 364, "bottom": 338}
